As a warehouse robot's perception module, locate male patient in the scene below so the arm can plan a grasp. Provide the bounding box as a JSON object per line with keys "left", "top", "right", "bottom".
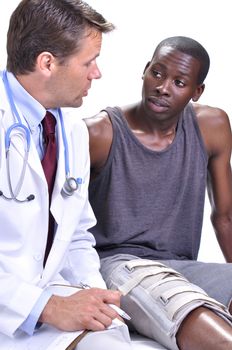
{"left": 85, "top": 36, "right": 232, "bottom": 350}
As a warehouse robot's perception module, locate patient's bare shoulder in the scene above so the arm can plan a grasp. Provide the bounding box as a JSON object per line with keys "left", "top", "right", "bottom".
{"left": 84, "top": 111, "right": 113, "bottom": 173}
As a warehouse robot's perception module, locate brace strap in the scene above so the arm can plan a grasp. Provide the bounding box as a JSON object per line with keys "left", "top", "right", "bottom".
{"left": 118, "top": 266, "right": 183, "bottom": 295}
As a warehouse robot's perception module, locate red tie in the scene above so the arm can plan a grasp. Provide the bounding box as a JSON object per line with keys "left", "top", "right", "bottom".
{"left": 41, "top": 111, "right": 57, "bottom": 265}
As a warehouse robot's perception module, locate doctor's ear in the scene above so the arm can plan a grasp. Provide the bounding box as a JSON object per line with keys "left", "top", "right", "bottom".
{"left": 37, "top": 52, "right": 55, "bottom": 75}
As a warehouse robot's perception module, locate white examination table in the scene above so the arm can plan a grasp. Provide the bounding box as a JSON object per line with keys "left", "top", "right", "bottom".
{"left": 131, "top": 333, "right": 167, "bottom": 349}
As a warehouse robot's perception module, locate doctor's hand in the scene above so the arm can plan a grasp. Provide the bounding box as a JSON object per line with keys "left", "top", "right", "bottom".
{"left": 39, "top": 288, "right": 122, "bottom": 331}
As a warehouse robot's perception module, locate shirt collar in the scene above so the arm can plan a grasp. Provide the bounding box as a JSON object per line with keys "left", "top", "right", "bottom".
{"left": 6, "top": 71, "right": 58, "bottom": 132}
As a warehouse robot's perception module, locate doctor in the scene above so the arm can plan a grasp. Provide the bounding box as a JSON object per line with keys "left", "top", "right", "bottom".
{"left": 0, "top": 1, "right": 131, "bottom": 349}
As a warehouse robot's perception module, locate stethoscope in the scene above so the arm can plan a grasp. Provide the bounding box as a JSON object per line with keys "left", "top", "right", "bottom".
{"left": 0, "top": 70, "right": 81, "bottom": 203}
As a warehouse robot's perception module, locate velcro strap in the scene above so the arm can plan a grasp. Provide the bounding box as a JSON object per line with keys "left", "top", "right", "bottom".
{"left": 125, "top": 259, "right": 167, "bottom": 271}
{"left": 147, "top": 276, "right": 189, "bottom": 292}
{"left": 119, "top": 266, "right": 182, "bottom": 295}
{"left": 166, "top": 292, "right": 228, "bottom": 320}
{"left": 160, "top": 285, "right": 207, "bottom": 303}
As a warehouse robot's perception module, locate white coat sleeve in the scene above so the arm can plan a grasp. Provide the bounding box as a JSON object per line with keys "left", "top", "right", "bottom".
{"left": 60, "top": 118, "right": 106, "bottom": 289}
{"left": 62, "top": 199, "right": 107, "bottom": 289}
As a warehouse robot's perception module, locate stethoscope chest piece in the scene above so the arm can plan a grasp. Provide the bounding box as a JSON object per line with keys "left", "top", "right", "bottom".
{"left": 62, "top": 177, "right": 79, "bottom": 196}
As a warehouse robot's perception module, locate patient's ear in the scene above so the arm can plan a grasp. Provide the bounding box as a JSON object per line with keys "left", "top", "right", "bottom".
{"left": 142, "top": 61, "right": 150, "bottom": 79}
{"left": 192, "top": 84, "right": 205, "bottom": 102}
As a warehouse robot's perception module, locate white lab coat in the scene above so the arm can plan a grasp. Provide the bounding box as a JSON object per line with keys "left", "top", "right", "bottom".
{"left": 0, "top": 79, "right": 106, "bottom": 337}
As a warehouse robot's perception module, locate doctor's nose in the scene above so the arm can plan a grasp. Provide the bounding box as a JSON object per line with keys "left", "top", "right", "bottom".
{"left": 89, "top": 62, "right": 102, "bottom": 80}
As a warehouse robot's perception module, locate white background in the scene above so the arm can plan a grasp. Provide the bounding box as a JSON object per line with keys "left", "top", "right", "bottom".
{"left": 1, "top": 1, "right": 231, "bottom": 263}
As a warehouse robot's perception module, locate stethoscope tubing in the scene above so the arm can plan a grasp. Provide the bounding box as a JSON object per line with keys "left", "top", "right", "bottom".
{"left": 1, "top": 70, "right": 78, "bottom": 201}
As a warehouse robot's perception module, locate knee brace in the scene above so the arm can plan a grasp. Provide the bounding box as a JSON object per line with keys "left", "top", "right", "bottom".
{"left": 117, "top": 259, "right": 232, "bottom": 335}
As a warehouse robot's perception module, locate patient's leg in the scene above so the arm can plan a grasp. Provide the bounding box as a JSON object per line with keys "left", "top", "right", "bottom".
{"left": 177, "top": 306, "right": 232, "bottom": 350}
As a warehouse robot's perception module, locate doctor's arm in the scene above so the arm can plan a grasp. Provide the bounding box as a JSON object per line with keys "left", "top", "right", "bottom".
{"left": 62, "top": 119, "right": 107, "bottom": 289}
{"left": 63, "top": 197, "right": 107, "bottom": 289}
{"left": 20, "top": 199, "right": 121, "bottom": 333}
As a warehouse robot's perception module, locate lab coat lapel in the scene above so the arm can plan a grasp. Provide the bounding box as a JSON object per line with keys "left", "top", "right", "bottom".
{"left": 40, "top": 116, "right": 71, "bottom": 285}
{"left": 40, "top": 116, "right": 83, "bottom": 285}
{"left": 50, "top": 118, "right": 81, "bottom": 238}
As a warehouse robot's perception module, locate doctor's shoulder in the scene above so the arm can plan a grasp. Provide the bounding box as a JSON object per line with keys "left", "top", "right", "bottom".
{"left": 0, "top": 75, "right": 11, "bottom": 116}
{"left": 62, "top": 108, "right": 89, "bottom": 142}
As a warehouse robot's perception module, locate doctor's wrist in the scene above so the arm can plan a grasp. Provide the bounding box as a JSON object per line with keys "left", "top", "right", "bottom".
{"left": 39, "top": 294, "right": 59, "bottom": 325}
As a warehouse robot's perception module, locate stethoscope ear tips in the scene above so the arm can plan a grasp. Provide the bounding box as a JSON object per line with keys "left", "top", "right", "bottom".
{"left": 61, "top": 177, "right": 78, "bottom": 196}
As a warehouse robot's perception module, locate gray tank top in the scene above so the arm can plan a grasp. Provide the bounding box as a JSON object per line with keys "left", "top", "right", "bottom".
{"left": 89, "top": 104, "right": 208, "bottom": 260}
